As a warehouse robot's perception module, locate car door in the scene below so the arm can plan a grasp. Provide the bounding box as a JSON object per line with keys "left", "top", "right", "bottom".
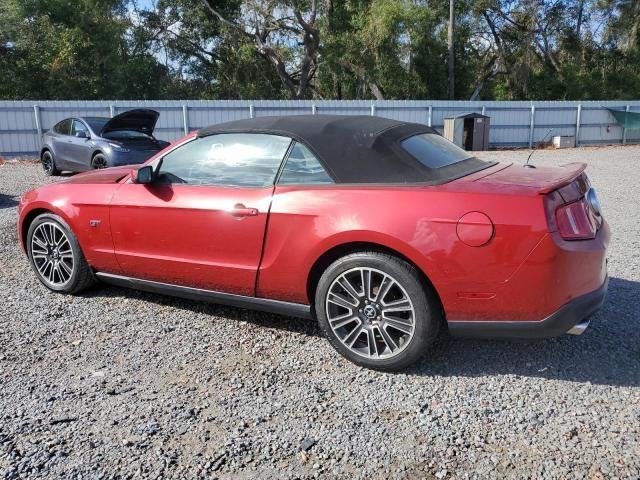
{"left": 50, "top": 119, "right": 72, "bottom": 169}
{"left": 109, "top": 133, "right": 292, "bottom": 296}
{"left": 67, "top": 119, "right": 92, "bottom": 171}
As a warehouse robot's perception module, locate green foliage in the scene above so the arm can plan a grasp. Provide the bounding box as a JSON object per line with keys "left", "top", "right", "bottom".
{"left": 1, "top": 0, "right": 640, "bottom": 100}
{"left": 0, "top": 0, "right": 177, "bottom": 99}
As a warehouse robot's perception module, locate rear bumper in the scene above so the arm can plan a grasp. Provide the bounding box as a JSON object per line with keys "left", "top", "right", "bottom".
{"left": 448, "top": 276, "right": 608, "bottom": 338}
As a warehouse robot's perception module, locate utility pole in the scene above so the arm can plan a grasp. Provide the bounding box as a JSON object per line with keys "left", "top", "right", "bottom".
{"left": 448, "top": 0, "right": 455, "bottom": 99}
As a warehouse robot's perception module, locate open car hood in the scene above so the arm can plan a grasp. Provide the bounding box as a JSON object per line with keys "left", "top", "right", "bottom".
{"left": 101, "top": 109, "right": 159, "bottom": 136}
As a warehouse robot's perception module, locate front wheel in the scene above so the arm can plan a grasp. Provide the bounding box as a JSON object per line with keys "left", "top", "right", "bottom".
{"left": 91, "top": 153, "right": 108, "bottom": 169}
{"left": 27, "top": 213, "right": 95, "bottom": 293}
{"left": 315, "top": 252, "right": 441, "bottom": 371}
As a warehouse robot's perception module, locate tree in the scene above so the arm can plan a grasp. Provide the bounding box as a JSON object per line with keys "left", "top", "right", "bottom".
{"left": 3, "top": 0, "right": 640, "bottom": 101}
{"left": 0, "top": 0, "right": 178, "bottom": 99}
{"left": 199, "top": 0, "right": 321, "bottom": 99}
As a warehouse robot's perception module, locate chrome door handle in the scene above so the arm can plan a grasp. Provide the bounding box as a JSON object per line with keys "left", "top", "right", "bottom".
{"left": 230, "top": 204, "right": 258, "bottom": 217}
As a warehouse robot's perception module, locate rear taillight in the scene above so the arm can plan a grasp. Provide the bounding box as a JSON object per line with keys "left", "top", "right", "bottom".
{"left": 556, "top": 199, "right": 596, "bottom": 240}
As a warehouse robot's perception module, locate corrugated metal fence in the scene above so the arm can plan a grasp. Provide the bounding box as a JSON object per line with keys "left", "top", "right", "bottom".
{"left": 1, "top": 99, "right": 639, "bottom": 157}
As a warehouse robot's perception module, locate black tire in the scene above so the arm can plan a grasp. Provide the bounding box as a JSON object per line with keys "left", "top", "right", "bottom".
{"left": 315, "top": 252, "right": 441, "bottom": 371}
{"left": 91, "top": 153, "right": 108, "bottom": 169}
{"left": 41, "top": 150, "right": 60, "bottom": 176}
{"left": 26, "top": 213, "right": 96, "bottom": 294}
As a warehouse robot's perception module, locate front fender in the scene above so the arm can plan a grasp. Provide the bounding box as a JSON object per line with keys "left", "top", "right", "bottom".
{"left": 18, "top": 183, "right": 122, "bottom": 274}
{"left": 18, "top": 192, "right": 76, "bottom": 253}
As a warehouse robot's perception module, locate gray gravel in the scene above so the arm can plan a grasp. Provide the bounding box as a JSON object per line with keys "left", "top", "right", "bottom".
{"left": 1, "top": 147, "right": 639, "bottom": 479}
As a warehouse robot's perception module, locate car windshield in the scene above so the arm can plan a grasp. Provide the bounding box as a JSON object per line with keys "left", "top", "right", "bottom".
{"left": 103, "top": 130, "right": 153, "bottom": 140}
{"left": 84, "top": 117, "right": 109, "bottom": 133}
{"left": 401, "top": 133, "right": 473, "bottom": 169}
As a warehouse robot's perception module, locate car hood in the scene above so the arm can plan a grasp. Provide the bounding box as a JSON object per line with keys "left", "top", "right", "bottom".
{"left": 101, "top": 109, "right": 159, "bottom": 136}
{"left": 60, "top": 165, "right": 141, "bottom": 185}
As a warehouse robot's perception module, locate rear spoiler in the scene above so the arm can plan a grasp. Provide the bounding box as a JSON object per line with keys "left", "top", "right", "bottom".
{"left": 537, "top": 162, "right": 587, "bottom": 194}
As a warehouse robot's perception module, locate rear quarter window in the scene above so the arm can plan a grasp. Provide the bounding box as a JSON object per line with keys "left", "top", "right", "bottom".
{"left": 401, "top": 133, "right": 472, "bottom": 169}
{"left": 53, "top": 119, "right": 71, "bottom": 135}
{"left": 278, "top": 142, "right": 334, "bottom": 185}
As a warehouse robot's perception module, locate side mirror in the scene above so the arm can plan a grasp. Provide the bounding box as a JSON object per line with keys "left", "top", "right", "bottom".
{"left": 132, "top": 165, "right": 154, "bottom": 184}
{"left": 75, "top": 130, "right": 89, "bottom": 139}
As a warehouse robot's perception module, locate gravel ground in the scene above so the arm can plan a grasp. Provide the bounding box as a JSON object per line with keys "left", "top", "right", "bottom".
{"left": 1, "top": 147, "right": 639, "bottom": 479}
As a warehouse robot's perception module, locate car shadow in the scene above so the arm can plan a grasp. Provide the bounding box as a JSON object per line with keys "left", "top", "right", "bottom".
{"left": 83, "top": 276, "right": 639, "bottom": 387}
{"left": 80, "top": 284, "right": 321, "bottom": 338}
{"left": 0, "top": 193, "right": 18, "bottom": 209}
{"left": 409, "top": 277, "right": 640, "bottom": 387}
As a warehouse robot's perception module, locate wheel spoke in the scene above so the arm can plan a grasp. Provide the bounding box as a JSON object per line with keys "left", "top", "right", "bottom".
{"left": 384, "top": 318, "right": 413, "bottom": 335}
{"left": 51, "top": 224, "right": 59, "bottom": 245}
{"left": 35, "top": 226, "right": 45, "bottom": 245}
{"left": 56, "top": 235, "right": 69, "bottom": 248}
{"left": 45, "top": 224, "right": 53, "bottom": 245}
{"left": 365, "top": 329, "right": 379, "bottom": 357}
{"left": 37, "top": 259, "right": 51, "bottom": 275}
{"left": 32, "top": 236, "right": 48, "bottom": 251}
{"left": 46, "top": 262, "right": 56, "bottom": 282}
{"left": 361, "top": 269, "right": 372, "bottom": 300}
{"left": 382, "top": 298, "right": 412, "bottom": 313}
{"left": 378, "top": 325, "right": 398, "bottom": 353}
{"left": 382, "top": 311, "right": 413, "bottom": 324}
{"left": 329, "top": 312, "right": 358, "bottom": 329}
{"left": 327, "top": 292, "right": 357, "bottom": 310}
{"left": 59, "top": 259, "right": 73, "bottom": 277}
{"left": 50, "top": 224, "right": 58, "bottom": 246}
{"left": 337, "top": 276, "right": 361, "bottom": 302}
{"left": 344, "top": 323, "right": 364, "bottom": 347}
{"left": 55, "top": 264, "right": 63, "bottom": 283}
{"left": 374, "top": 275, "right": 394, "bottom": 303}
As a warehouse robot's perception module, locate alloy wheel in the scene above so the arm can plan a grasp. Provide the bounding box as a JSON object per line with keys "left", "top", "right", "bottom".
{"left": 30, "top": 222, "right": 75, "bottom": 286}
{"left": 92, "top": 155, "right": 108, "bottom": 169}
{"left": 325, "top": 267, "right": 416, "bottom": 359}
{"left": 42, "top": 151, "right": 53, "bottom": 173}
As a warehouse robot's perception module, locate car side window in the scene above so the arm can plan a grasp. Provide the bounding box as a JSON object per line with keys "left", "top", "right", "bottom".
{"left": 53, "top": 119, "right": 71, "bottom": 135}
{"left": 278, "top": 142, "right": 334, "bottom": 185}
{"left": 157, "top": 133, "right": 292, "bottom": 188}
{"left": 71, "top": 120, "right": 88, "bottom": 136}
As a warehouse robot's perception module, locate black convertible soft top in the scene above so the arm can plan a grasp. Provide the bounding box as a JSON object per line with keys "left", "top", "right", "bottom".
{"left": 197, "top": 115, "right": 491, "bottom": 184}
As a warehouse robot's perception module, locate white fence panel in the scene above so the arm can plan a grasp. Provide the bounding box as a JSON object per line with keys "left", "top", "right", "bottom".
{"left": 1, "top": 99, "right": 639, "bottom": 157}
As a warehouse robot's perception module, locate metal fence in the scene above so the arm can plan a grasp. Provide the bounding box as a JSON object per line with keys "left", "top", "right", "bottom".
{"left": 1, "top": 99, "right": 639, "bottom": 157}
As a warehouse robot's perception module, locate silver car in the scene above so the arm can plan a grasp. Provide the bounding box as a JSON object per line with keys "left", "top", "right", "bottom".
{"left": 40, "top": 109, "right": 170, "bottom": 175}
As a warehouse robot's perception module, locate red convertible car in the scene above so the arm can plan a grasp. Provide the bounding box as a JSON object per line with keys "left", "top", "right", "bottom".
{"left": 18, "top": 116, "right": 609, "bottom": 370}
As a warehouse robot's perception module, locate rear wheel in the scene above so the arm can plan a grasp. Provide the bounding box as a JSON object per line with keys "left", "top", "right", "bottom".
{"left": 41, "top": 150, "right": 59, "bottom": 176}
{"left": 91, "top": 153, "right": 108, "bottom": 169}
{"left": 27, "top": 213, "right": 95, "bottom": 294}
{"left": 315, "top": 252, "right": 441, "bottom": 371}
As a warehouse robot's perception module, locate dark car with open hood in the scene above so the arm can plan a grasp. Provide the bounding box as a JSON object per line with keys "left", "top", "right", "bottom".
{"left": 39, "top": 109, "right": 170, "bottom": 175}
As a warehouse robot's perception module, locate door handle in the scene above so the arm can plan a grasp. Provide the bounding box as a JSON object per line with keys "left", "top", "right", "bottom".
{"left": 230, "top": 204, "right": 259, "bottom": 217}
